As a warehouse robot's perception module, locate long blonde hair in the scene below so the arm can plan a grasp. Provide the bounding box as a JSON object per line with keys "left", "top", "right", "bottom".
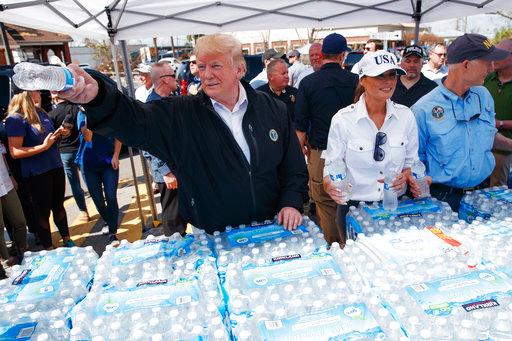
{"left": 7, "top": 91, "right": 44, "bottom": 133}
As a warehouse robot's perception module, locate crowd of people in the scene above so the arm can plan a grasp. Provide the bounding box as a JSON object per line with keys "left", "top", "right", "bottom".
{"left": 0, "top": 30, "right": 510, "bottom": 278}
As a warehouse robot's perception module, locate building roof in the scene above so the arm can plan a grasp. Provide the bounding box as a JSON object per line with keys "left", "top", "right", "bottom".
{"left": 3, "top": 23, "right": 73, "bottom": 47}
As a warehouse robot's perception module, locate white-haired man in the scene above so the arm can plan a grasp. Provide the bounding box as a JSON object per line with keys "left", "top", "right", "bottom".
{"left": 59, "top": 34, "right": 308, "bottom": 233}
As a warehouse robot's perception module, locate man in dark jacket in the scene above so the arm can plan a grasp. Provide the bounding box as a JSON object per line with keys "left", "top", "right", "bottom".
{"left": 295, "top": 33, "right": 358, "bottom": 245}
{"left": 59, "top": 34, "right": 308, "bottom": 234}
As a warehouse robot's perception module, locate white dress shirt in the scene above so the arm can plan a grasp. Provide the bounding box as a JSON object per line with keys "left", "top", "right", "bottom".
{"left": 210, "top": 83, "right": 251, "bottom": 163}
{"left": 322, "top": 94, "right": 419, "bottom": 202}
{"left": 135, "top": 85, "right": 153, "bottom": 102}
{"left": 421, "top": 63, "right": 448, "bottom": 82}
{"left": 0, "top": 144, "right": 14, "bottom": 197}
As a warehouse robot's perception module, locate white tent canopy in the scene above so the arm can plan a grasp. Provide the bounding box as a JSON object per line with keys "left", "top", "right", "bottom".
{"left": 1, "top": 0, "right": 509, "bottom": 40}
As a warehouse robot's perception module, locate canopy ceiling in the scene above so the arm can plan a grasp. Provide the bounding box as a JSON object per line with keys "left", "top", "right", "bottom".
{"left": 0, "top": 0, "right": 509, "bottom": 40}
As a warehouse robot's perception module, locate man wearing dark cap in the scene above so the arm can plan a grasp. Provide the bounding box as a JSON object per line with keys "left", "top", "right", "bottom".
{"left": 287, "top": 49, "right": 309, "bottom": 88}
{"left": 410, "top": 34, "right": 512, "bottom": 211}
{"left": 249, "top": 48, "right": 285, "bottom": 89}
{"left": 295, "top": 33, "right": 358, "bottom": 245}
{"left": 391, "top": 45, "right": 437, "bottom": 108}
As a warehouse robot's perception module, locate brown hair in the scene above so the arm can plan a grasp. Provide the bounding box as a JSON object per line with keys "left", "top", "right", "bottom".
{"left": 353, "top": 83, "right": 365, "bottom": 103}
{"left": 7, "top": 91, "right": 44, "bottom": 132}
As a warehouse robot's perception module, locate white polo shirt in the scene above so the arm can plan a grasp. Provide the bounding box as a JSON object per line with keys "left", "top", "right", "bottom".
{"left": 421, "top": 63, "right": 448, "bottom": 82}
{"left": 211, "top": 82, "right": 251, "bottom": 164}
{"left": 322, "top": 94, "right": 419, "bottom": 202}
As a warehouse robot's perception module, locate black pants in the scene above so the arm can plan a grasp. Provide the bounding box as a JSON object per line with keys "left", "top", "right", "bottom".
{"left": 336, "top": 200, "right": 364, "bottom": 244}
{"left": 26, "top": 167, "right": 69, "bottom": 248}
{"left": 157, "top": 183, "right": 185, "bottom": 236}
{"left": 430, "top": 180, "right": 488, "bottom": 212}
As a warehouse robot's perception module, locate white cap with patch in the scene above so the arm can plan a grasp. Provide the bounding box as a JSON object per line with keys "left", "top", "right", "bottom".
{"left": 134, "top": 63, "right": 152, "bottom": 74}
{"left": 357, "top": 50, "right": 406, "bottom": 78}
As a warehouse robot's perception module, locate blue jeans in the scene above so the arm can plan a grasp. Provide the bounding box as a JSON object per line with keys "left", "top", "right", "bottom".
{"left": 60, "top": 152, "right": 87, "bottom": 212}
{"left": 83, "top": 164, "right": 119, "bottom": 234}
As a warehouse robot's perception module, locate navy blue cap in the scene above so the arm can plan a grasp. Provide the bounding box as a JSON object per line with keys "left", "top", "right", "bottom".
{"left": 402, "top": 44, "right": 424, "bottom": 58}
{"left": 447, "top": 33, "right": 509, "bottom": 64}
{"left": 322, "top": 33, "right": 349, "bottom": 54}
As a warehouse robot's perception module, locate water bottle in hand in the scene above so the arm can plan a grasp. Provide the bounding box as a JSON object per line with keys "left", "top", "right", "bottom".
{"left": 327, "top": 160, "right": 351, "bottom": 204}
{"left": 13, "top": 62, "right": 75, "bottom": 91}
{"left": 383, "top": 170, "right": 398, "bottom": 211}
{"left": 411, "top": 160, "right": 430, "bottom": 198}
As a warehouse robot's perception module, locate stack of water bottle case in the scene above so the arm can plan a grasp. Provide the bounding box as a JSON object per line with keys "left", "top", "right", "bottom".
{"left": 1, "top": 198, "right": 512, "bottom": 340}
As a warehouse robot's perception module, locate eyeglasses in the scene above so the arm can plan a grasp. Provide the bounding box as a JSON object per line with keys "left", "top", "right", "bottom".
{"left": 433, "top": 52, "right": 447, "bottom": 57}
{"left": 159, "top": 74, "right": 176, "bottom": 79}
{"left": 364, "top": 47, "right": 372, "bottom": 51}
{"left": 374, "top": 132, "right": 387, "bottom": 162}
{"left": 190, "top": 60, "right": 197, "bottom": 65}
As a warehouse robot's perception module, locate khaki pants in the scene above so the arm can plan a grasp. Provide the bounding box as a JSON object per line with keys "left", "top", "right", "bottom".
{"left": 491, "top": 151, "right": 512, "bottom": 187}
{"left": 308, "top": 149, "right": 341, "bottom": 245}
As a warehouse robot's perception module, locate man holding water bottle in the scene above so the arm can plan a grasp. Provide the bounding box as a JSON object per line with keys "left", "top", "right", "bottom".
{"left": 410, "top": 34, "right": 512, "bottom": 211}
{"left": 52, "top": 34, "right": 308, "bottom": 234}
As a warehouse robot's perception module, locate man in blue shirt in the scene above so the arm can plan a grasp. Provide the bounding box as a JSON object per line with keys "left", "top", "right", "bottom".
{"left": 143, "top": 61, "right": 185, "bottom": 236}
{"left": 410, "top": 34, "right": 511, "bottom": 210}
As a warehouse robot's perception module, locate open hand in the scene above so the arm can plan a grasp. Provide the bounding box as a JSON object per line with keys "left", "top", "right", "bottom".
{"left": 277, "top": 207, "right": 302, "bottom": 230}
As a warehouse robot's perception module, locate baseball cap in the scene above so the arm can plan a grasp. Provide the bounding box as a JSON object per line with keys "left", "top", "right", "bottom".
{"left": 447, "top": 33, "right": 510, "bottom": 64}
{"left": 402, "top": 45, "right": 424, "bottom": 58}
{"left": 286, "top": 50, "right": 300, "bottom": 58}
{"left": 357, "top": 50, "right": 406, "bottom": 78}
{"left": 134, "top": 63, "right": 152, "bottom": 74}
{"left": 262, "top": 49, "right": 285, "bottom": 63}
{"left": 322, "top": 33, "right": 350, "bottom": 54}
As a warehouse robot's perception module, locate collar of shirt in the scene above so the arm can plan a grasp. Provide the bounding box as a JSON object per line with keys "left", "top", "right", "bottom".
{"left": 353, "top": 93, "right": 399, "bottom": 124}
{"left": 320, "top": 62, "right": 342, "bottom": 71}
{"left": 210, "top": 82, "right": 248, "bottom": 113}
{"left": 269, "top": 85, "right": 286, "bottom": 96}
{"left": 438, "top": 82, "right": 483, "bottom": 122}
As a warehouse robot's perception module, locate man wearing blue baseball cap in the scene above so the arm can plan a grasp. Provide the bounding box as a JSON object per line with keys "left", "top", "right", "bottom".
{"left": 410, "top": 33, "right": 511, "bottom": 211}
{"left": 295, "top": 33, "right": 358, "bottom": 244}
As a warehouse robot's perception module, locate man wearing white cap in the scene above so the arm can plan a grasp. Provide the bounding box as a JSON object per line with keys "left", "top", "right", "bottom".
{"left": 322, "top": 50, "right": 419, "bottom": 240}
{"left": 134, "top": 64, "right": 153, "bottom": 102}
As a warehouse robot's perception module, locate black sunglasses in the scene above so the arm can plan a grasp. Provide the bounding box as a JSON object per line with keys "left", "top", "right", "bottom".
{"left": 374, "top": 132, "right": 387, "bottom": 161}
{"left": 159, "top": 74, "right": 176, "bottom": 79}
{"left": 190, "top": 60, "right": 197, "bottom": 65}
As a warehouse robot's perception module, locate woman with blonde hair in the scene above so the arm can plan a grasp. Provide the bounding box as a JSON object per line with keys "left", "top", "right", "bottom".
{"left": 5, "top": 88, "right": 74, "bottom": 249}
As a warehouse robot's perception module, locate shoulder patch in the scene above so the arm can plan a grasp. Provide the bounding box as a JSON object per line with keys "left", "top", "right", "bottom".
{"left": 431, "top": 106, "right": 445, "bottom": 120}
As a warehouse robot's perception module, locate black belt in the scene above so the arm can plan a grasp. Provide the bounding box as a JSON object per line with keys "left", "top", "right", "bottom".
{"left": 431, "top": 182, "right": 486, "bottom": 195}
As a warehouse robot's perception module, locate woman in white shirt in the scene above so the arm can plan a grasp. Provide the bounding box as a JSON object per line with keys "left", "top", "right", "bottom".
{"left": 322, "top": 50, "right": 420, "bottom": 242}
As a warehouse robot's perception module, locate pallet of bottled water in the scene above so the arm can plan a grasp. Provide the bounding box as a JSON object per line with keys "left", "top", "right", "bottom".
{"left": 211, "top": 217, "right": 388, "bottom": 340}
{"left": 346, "top": 197, "right": 458, "bottom": 240}
{"left": 0, "top": 247, "right": 98, "bottom": 341}
{"left": 68, "top": 232, "right": 230, "bottom": 341}
{"left": 459, "top": 186, "right": 512, "bottom": 222}
{"left": 335, "top": 222, "right": 512, "bottom": 339}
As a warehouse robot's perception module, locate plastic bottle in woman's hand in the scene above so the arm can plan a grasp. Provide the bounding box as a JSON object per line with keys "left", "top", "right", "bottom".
{"left": 13, "top": 62, "right": 75, "bottom": 91}
{"left": 383, "top": 169, "right": 398, "bottom": 211}
{"left": 327, "top": 160, "right": 351, "bottom": 204}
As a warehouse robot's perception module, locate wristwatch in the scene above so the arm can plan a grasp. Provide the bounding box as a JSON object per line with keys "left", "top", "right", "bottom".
{"left": 499, "top": 120, "right": 504, "bottom": 130}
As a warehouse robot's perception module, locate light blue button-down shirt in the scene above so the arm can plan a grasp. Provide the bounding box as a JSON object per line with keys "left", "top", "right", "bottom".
{"left": 411, "top": 82, "right": 497, "bottom": 188}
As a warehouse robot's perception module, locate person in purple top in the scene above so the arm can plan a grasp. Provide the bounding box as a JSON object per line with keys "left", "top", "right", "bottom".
{"left": 5, "top": 89, "right": 75, "bottom": 249}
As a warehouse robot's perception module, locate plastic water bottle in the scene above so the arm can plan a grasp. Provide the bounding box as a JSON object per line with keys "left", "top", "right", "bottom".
{"left": 411, "top": 160, "right": 430, "bottom": 198}
{"left": 326, "top": 160, "right": 351, "bottom": 204}
{"left": 383, "top": 170, "right": 398, "bottom": 211}
{"left": 13, "top": 62, "right": 75, "bottom": 91}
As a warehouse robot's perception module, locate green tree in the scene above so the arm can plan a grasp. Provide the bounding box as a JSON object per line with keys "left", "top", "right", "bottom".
{"left": 493, "top": 27, "right": 512, "bottom": 43}
{"left": 84, "top": 38, "right": 124, "bottom": 74}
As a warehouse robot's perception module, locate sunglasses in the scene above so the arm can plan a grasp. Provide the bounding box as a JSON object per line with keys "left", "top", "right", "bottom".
{"left": 433, "top": 52, "right": 447, "bottom": 57}
{"left": 190, "top": 60, "right": 197, "bottom": 65}
{"left": 374, "top": 132, "right": 387, "bottom": 162}
{"left": 159, "top": 74, "right": 176, "bottom": 79}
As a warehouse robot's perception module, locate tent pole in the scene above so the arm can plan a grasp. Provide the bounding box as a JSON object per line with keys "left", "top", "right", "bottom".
{"left": 119, "top": 39, "right": 159, "bottom": 224}
{"left": 0, "top": 22, "right": 13, "bottom": 64}
{"left": 413, "top": 0, "right": 422, "bottom": 44}
{"left": 109, "top": 36, "right": 147, "bottom": 228}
